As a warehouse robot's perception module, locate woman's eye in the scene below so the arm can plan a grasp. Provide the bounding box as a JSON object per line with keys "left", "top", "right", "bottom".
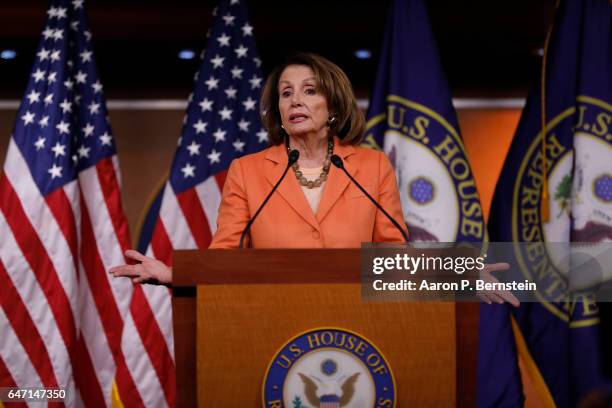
{"left": 305, "top": 88, "right": 316, "bottom": 95}
{"left": 281, "top": 90, "right": 291, "bottom": 97}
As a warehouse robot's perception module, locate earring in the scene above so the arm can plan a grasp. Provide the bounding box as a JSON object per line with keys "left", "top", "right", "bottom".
{"left": 327, "top": 115, "right": 337, "bottom": 127}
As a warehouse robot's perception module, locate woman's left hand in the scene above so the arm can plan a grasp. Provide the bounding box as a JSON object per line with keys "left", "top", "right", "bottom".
{"left": 109, "top": 249, "right": 172, "bottom": 285}
{"left": 476, "top": 263, "right": 520, "bottom": 307}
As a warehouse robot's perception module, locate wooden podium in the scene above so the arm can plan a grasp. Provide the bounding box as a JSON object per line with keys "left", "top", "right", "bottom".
{"left": 172, "top": 249, "right": 479, "bottom": 407}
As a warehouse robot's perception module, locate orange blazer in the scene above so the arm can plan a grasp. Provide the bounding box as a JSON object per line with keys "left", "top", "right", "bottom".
{"left": 209, "top": 138, "right": 408, "bottom": 248}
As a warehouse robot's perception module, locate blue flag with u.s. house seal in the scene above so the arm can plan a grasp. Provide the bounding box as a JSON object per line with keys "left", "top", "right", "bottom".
{"left": 488, "top": 0, "right": 612, "bottom": 406}
{"left": 365, "top": 0, "right": 524, "bottom": 406}
{"left": 365, "top": 0, "right": 485, "bottom": 244}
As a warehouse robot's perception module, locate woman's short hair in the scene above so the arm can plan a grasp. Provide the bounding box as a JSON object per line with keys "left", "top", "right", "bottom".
{"left": 260, "top": 53, "right": 365, "bottom": 146}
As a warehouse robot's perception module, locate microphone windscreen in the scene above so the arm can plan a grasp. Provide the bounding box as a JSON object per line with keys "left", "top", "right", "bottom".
{"left": 330, "top": 154, "right": 344, "bottom": 169}
{"left": 288, "top": 149, "right": 300, "bottom": 165}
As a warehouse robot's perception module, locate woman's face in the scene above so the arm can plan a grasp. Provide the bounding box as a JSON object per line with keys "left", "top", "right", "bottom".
{"left": 278, "top": 64, "right": 330, "bottom": 139}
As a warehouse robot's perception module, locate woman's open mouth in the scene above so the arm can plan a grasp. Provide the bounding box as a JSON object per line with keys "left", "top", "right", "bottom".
{"left": 289, "top": 113, "right": 308, "bottom": 123}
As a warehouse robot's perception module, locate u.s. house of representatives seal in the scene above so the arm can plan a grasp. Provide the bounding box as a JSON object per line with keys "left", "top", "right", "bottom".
{"left": 513, "top": 96, "right": 611, "bottom": 326}
{"left": 365, "top": 95, "right": 485, "bottom": 243}
{"left": 262, "top": 328, "right": 395, "bottom": 408}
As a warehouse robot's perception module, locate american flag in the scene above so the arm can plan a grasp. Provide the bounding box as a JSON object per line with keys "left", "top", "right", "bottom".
{"left": 0, "top": 0, "right": 165, "bottom": 406}
{"left": 134, "top": 0, "right": 266, "bottom": 403}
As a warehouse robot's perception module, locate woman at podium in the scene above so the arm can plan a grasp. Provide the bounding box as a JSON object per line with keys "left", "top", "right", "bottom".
{"left": 110, "top": 53, "right": 408, "bottom": 284}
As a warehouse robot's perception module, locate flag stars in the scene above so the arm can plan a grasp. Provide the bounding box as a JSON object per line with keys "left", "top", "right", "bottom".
{"left": 181, "top": 163, "right": 196, "bottom": 178}
{"left": 205, "top": 76, "right": 219, "bottom": 90}
{"left": 210, "top": 54, "right": 225, "bottom": 69}
{"left": 207, "top": 149, "right": 221, "bottom": 164}
{"left": 249, "top": 75, "right": 262, "bottom": 89}
{"left": 39, "top": 115, "right": 49, "bottom": 127}
{"left": 48, "top": 6, "right": 67, "bottom": 19}
{"left": 37, "top": 48, "right": 50, "bottom": 61}
{"left": 91, "top": 80, "right": 103, "bottom": 93}
{"left": 59, "top": 99, "right": 72, "bottom": 113}
{"left": 32, "top": 69, "right": 46, "bottom": 82}
{"left": 48, "top": 164, "right": 62, "bottom": 179}
{"left": 75, "top": 71, "right": 87, "bottom": 83}
{"left": 242, "top": 97, "right": 256, "bottom": 111}
{"left": 56, "top": 121, "right": 70, "bottom": 134}
{"left": 253, "top": 57, "right": 262, "bottom": 67}
{"left": 217, "top": 33, "right": 231, "bottom": 47}
{"left": 222, "top": 13, "right": 236, "bottom": 25}
{"left": 234, "top": 45, "right": 248, "bottom": 58}
{"left": 233, "top": 139, "right": 245, "bottom": 152}
{"left": 199, "top": 98, "right": 213, "bottom": 112}
{"left": 219, "top": 106, "right": 233, "bottom": 120}
{"left": 21, "top": 111, "right": 35, "bottom": 125}
{"left": 64, "top": 79, "right": 74, "bottom": 89}
{"left": 213, "top": 128, "right": 226, "bottom": 142}
{"left": 51, "top": 142, "right": 66, "bottom": 157}
{"left": 26, "top": 91, "right": 40, "bottom": 104}
{"left": 237, "top": 119, "right": 250, "bottom": 132}
{"left": 257, "top": 129, "right": 268, "bottom": 143}
{"left": 82, "top": 123, "right": 94, "bottom": 137}
{"left": 44, "top": 94, "right": 54, "bottom": 106}
{"left": 241, "top": 23, "right": 253, "bottom": 36}
{"left": 84, "top": 31, "right": 92, "bottom": 41}
{"left": 34, "top": 136, "right": 45, "bottom": 150}
{"left": 72, "top": 0, "right": 84, "bottom": 9}
{"left": 42, "top": 27, "right": 54, "bottom": 40}
{"left": 99, "top": 132, "right": 112, "bottom": 146}
{"left": 77, "top": 145, "right": 90, "bottom": 158}
{"left": 50, "top": 50, "right": 61, "bottom": 62}
{"left": 80, "top": 50, "right": 92, "bottom": 63}
{"left": 186, "top": 141, "right": 201, "bottom": 156}
{"left": 231, "top": 66, "right": 243, "bottom": 79}
{"left": 70, "top": 21, "right": 79, "bottom": 31}
{"left": 193, "top": 120, "right": 208, "bottom": 134}
{"left": 224, "top": 86, "right": 237, "bottom": 99}
{"left": 47, "top": 72, "right": 58, "bottom": 83}
{"left": 52, "top": 29, "right": 64, "bottom": 41}
{"left": 88, "top": 102, "right": 100, "bottom": 114}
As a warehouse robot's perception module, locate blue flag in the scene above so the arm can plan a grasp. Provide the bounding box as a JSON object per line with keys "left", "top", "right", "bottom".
{"left": 365, "top": 0, "right": 485, "bottom": 244}
{"left": 365, "top": 0, "right": 524, "bottom": 406}
{"left": 488, "top": 0, "right": 611, "bottom": 406}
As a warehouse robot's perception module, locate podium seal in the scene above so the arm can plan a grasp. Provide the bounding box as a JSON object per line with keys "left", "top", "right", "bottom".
{"left": 262, "top": 328, "right": 395, "bottom": 407}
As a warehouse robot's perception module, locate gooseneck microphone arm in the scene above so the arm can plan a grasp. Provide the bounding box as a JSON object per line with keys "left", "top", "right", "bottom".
{"left": 330, "top": 154, "right": 409, "bottom": 243}
{"left": 239, "top": 149, "right": 300, "bottom": 249}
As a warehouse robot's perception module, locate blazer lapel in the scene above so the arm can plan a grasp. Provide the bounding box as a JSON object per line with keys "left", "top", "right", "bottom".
{"left": 316, "top": 140, "right": 358, "bottom": 223}
{"left": 264, "top": 144, "right": 320, "bottom": 230}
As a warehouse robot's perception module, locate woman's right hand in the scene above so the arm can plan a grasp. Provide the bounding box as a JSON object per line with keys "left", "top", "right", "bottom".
{"left": 109, "top": 249, "right": 172, "bottom": 285}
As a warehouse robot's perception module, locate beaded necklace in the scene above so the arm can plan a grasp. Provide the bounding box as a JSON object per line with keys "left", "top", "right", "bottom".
{"left": 289, "top": 138, "right": 333, "bottom": 189}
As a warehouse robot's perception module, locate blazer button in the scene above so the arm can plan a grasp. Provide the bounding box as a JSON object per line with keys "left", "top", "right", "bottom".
{"left": 312, "top": 231, "right": 320, "bottom": 239}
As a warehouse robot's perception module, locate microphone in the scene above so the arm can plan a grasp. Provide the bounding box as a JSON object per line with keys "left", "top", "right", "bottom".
{"left": 239, "top": 149, "right": 300, "bottom": 248}
{"left": 330, "top": 154, "right": 409, "bottom": 243}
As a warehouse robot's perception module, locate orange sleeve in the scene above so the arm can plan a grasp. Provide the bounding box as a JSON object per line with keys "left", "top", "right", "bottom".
{"left": 209, "top": 158, "right": 250, "bottom": 248}
{"left": 373, "top": 151, "right": 409, "bottom": 243}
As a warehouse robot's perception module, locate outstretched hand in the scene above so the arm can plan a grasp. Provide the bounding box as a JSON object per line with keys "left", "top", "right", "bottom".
{"left": 109, "top": 250, "right": 172, "bottom": 285}
{"left": 477, "top": 263, "right": 520, "bottom": 307}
